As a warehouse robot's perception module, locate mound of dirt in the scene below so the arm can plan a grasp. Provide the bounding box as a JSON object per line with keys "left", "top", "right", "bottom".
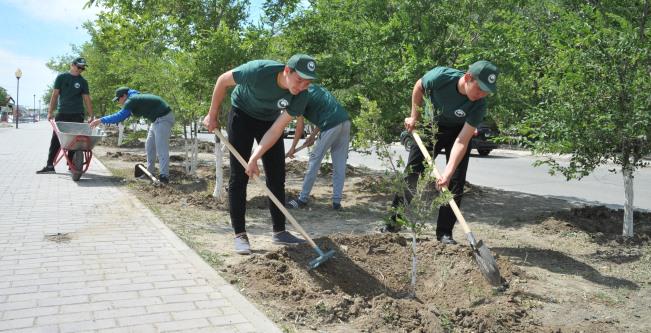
{"left": 105, "top": 151, "right": 146, "bottom": 162}
{"left": 227, "top": 234, "right": 534, "bottom": 332}
{"left": 535, "top": 206, "right": 651, "bottom": 245}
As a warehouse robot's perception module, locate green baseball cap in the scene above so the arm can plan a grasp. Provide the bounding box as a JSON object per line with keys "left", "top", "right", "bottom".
{"left": 286, "top": 54, "right": 318, "bottom": 80}
{"left": 469, "top": 60, "right": 499, "bottom": 93}
{"left": 72, "top": 57, "right": 87, "bottom": 69}
{"left": 112, "top": 86, "right": 130, "bottom": 102}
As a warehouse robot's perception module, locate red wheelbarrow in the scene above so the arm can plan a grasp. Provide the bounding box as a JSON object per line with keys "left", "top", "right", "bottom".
{"left": 49, "top": 119, "right": 105, "bottom": 181}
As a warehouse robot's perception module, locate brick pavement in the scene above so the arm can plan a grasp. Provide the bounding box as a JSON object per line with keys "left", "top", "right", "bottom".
{"left": 0, "top": 122, "right": 281, "bottom": 333}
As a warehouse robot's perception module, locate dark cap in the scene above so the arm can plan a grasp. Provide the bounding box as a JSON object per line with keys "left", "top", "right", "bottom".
{"left": 469, "top": 60, "right": 499, "bottom": 93}
{"left": 286, "top": 54, "right": 317, "bottom": 80}
{"left": 72, "top": 57, "right": 87, "bottom": 69}
{"left": 112, "top": 87, "right": 130, "bottom": 102}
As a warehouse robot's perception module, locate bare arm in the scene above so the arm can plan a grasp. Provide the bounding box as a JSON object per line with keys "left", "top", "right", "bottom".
{"left": 83, "top": 94, "right": 94, "bottom": 120}
{"left": 436, "top": 123, "right": 475, "bottom": 189}
{"left": 48, "top": 89, "right": 60, "bottom": 120}
{"left": 203, "top": 70, "right": 236, "bottom": 132}
{"left": 405, "top": 79, "right": 424, "bottom": 131}
{"left": 246, "top": 112, "right": 293, "bottom": 177}
{"left": 286, "top": 116, "right": 305, "bottom": 159}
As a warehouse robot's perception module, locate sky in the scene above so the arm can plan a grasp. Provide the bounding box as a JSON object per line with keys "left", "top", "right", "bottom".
{"left": 0, "top": 0, "right": 265, "bottom": 110}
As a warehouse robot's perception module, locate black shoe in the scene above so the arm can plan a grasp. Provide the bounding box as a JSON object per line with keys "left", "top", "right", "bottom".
{"left": 437, "top": 235, "right": 457, "bottom": 245}
{"left": 159, "top": 175, "right": 170, "bottom": 184}
{"left": 36, "top": 165, "right": 55, "bottom": 174}
{"left": 379, "top": 224, "right": 401, "bottom": 233}
{"left": 286, "top": 197, "right": 307, "bottom": 209}
{"left": 333, "top": 202, "right": 342, "bottom": 210}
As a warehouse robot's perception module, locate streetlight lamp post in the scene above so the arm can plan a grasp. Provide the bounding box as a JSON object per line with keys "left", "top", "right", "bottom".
{"left": 15, "top": 68, "right": 22, "bottom": 129}
{"left": 33, "top": 94, "right": 36, "bottom": 122}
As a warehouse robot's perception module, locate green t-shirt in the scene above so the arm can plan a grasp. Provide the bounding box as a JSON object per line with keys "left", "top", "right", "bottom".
{"left": 123, "top": 94, "right": 171, "bottom": 122}
{"left": 421, "top": 67, "right": 486, "bottom": 127}
{"left": 231, "top": 60, "right": 309, "bottom": 121}
{"left": 53, "top": 73, "right": 89, "bottom": 114}
{"left": 303, "top": 84, "right": 349, "bottom": 131}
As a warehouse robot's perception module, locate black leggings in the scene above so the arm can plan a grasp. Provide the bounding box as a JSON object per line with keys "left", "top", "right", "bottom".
{"left": 391, "top": 124, "right": 471, "bottom": 237}
{"left": 46, "top": 113, "right": 85, "bottom": 166}
{"left": 227, "top": 107, "right": 286, "bottom": 234}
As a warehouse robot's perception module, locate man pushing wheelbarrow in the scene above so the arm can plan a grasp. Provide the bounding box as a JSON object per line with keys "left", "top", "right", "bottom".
{"left": 36, "top": 57, "right": 95, "bottom": 176}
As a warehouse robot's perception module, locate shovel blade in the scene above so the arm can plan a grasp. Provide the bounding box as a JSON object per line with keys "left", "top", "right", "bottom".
{"left": 134, "top": 163, "right": 146, "bottom": 178}
{"left": 472, "top": 240, "right": 503, "bottom": 287}
{"left": 308, "top": 249, "right": 336, "bottom": 270}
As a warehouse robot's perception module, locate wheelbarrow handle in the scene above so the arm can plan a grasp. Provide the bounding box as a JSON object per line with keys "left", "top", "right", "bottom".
{"left": 411, "top": 131, "right": 472, "bottom": 235}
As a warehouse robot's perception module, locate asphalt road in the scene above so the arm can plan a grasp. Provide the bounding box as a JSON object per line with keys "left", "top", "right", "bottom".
{"left": 198, "top": 132, "right": 651, "bottom": 211}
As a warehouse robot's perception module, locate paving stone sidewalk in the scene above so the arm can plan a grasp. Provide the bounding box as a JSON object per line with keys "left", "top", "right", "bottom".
{"left": 0, "top": 122, "right": 281, "bottom": 333}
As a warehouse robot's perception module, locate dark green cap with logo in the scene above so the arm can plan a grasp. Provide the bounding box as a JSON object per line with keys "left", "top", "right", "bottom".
{"left": 469, "top": 60, "right": 499, "bottom": 93}
{"left": 72, "top": 57, "right": 87, "bottom": 69}
{"left": 287, "top": 54, "right": 317, "bottom": 80}
{"left": 112, "top": 86, "right": 130, "bottom": 102}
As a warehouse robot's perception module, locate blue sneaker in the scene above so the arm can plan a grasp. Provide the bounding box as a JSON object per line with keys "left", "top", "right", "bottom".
{"left": 272, "top": 231, "right": 306, "bottom": 245}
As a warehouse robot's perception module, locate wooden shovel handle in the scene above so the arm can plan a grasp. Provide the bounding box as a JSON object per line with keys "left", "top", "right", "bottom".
{"left": 411, "top": 131, "right": 472, "bottom": 235}
{"left": 214, "top": 130, "right": 320, "bottom": 250}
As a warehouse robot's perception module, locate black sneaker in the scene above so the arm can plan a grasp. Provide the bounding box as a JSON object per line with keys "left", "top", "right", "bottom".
{"left": 36, "top": 165, "right": 55, "bottom": 174}
{"left": 379, "top": 224, "right": 402, "bottom": 233}
{"left": 332, "top": 202, "right": 342, "bottom": 210}
{"left": 159, "top": 175, "right": 170, "bottom": 184}
{"left": 286, "top": 197, "right": 307, "bottom": 209}
{"left": 437, "top": 235, "right": 458, "bottom": 245}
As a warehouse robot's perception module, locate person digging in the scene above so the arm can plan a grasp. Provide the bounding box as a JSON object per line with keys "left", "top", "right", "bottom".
{"left": 202, "top": 54, "right": 317, "bottom": 255}
{"left": 285, "top": 84, "right": 351, "bottom": 211}
{"left": 90, "top": 87, "right": 175, "bottom": 183}
{"left": 384, "top": 60, "right": 499, "bottom": 246}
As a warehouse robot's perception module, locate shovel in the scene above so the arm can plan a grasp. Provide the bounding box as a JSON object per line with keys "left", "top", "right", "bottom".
{"left": 215, "top": 130, "right": 335, "bottom": 269}
{"left": 411, "top": 131, "right": 503, "bottom": 287}
{"left": 134, "top": 163, "right": 161, "bottom": 186}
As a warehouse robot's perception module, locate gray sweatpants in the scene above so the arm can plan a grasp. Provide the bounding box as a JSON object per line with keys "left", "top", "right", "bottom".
{"left": 145, "top": 111, "right": 175, "bottom": 177}
{"left": 298, "top": 120, "right": 351, "bottom": 204}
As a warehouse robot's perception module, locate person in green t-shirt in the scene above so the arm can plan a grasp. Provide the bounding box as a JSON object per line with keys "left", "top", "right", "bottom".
{"left": 285, "top": 84, "right": 351, "bottom": 210}
{"left": 37, "top": 57, "right": 94, "bottom": 174}
{"left": 384, "top": 60, "right": 499, "bottom": 245}
{"left": 90, "top": 87, "right": 175, "bottom": 183}
{"left": 202, "top": 54, "right": 317, "bottom": 255}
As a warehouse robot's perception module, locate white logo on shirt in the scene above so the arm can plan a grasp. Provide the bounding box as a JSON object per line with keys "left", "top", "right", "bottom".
{"left": 74, "top": 83, "right": 81, "bottom": 89}
{"left": 277, "top": 98, "right": 289, "bottom": 109}
{"left": 488, "top": 74, "right": 496, "bottom": 84}
{"left": 307, "top": 61, "right": 315, "bottom": 72}
{"left": 454, "top": 109, "right": 466, "bottom": 117}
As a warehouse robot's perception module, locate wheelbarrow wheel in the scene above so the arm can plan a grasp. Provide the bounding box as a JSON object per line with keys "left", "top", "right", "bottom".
{"left": 71, "top": 151, "right": 84, "bottom": 181}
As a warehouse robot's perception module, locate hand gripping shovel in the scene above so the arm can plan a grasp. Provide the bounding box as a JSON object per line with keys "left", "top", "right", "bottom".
{"left": 411, "top": 131, "right": 503, "bottom": 287}
{"left": 215, "top": 130, "right": 335, "bottom": 269}
{"left": 134, "top": 163, "right": 161, "bottom": 186}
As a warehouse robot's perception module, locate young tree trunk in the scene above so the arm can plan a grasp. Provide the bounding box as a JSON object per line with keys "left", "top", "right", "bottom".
{"left": 212, "top": 131, "right": 224, "bottom": 200}
{"left": 117, "top": 123, "right": 124, "bottom": 146}
{"left": 409, "top": 232, "right": 418, "bottom": 298}
{"left": 622, "top": 166, "right": 634, "bottom": 237}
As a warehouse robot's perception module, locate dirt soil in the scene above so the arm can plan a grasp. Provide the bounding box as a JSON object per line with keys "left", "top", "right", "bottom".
{"left": 93, "top": 134, "right": 651, "bottom": 333}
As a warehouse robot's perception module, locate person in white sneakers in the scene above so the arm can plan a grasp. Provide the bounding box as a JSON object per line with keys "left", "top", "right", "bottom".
{"left": 202, "top": 54, "right": 317, "bottom": 255}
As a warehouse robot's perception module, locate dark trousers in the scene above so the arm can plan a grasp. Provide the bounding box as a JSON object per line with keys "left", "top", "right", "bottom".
{"left": 46, "top": 113, "right": 85, "bottom": 166}
{"left": 391, "top": 124, "right": 471, "bottom": 238}
{"left": 227, "top": 107, "right": 286, "bottom": 234}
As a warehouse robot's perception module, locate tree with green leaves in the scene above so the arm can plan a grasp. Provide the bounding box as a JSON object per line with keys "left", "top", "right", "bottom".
{"left": 529, "top": 1, "right": 651, "bottom": 236}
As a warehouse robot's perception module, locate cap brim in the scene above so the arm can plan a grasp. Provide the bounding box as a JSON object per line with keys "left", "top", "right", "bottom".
{"left": 478, "top": 80, "right": 496, "bottom": 93}
{"left": 296, "top": 70, "right": 317, "bottom": 80}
